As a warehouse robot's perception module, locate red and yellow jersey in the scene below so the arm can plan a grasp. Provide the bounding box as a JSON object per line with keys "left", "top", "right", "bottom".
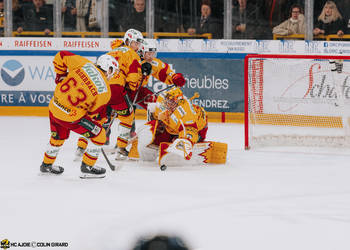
{"left": 108, "top": 39, "right": 142, "bottom": 92}
{"left": 141, "top": 58, "right": 175, "bottom": 87}
{"left": 153, "top": 93, "right": 208, "bottom": 144}
{"left": 49, "top": 51, "right": 111, "bottom": 122}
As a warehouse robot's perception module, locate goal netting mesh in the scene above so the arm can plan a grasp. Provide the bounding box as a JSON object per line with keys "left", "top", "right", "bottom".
{"left": 245, "top": 54, "right": 350, "bottom": 150}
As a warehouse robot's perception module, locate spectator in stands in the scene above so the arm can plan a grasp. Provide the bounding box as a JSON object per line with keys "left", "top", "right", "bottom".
{"left": 62, "top": 0, "right": 76, "bottom": 31}
{"left": 62, "top": 0, "right": 90, "bottom": 32}
{"left": 0, "top": 0, "right": 24, "bottom": 35}
{"left": 87, "top": 0, "right": 101, "bottom": 31}
{"left": 121, "top": 0, "right": 145, "bottom": 32}
{"left": 187, "top": 0, "right": 222, "bottom": 38}
{"left": 22, "top": 0, "right": 52, "bottom": 35}
{"left": 272, "top": 4, "right": 305, "bottom": 36}
{"left": 13, "top": 0, "right": 24, "bottom": 33}
{"left": 232, "top": 0, "right": 247, "bottom": 36}
{"left": 232, "top": 0, "right": 270, "bottom": 39}
{"left": 313, "top": 1, "right": 346, "bottom": 37}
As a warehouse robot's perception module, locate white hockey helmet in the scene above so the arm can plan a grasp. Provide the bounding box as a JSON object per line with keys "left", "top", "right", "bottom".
{"left": 138, "top": 39, "right": 157, "bottom": 58}
{"left": 123, "top": 28, "right": 144, "bottom": 46}
{"left": 96, "top": 54, "right": 119, "bottom": 80}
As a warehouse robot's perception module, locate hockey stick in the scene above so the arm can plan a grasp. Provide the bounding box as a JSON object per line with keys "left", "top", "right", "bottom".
{"left": 101, "top": 111, "right": 118, "bottom": 171}
{"left": 135, "top": 84, "right": 174, "bottom": 105}
{"left": 132, "top": 74, "right": 147, "bottom": 105}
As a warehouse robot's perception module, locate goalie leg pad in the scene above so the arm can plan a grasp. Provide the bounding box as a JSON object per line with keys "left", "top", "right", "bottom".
{"left": 136, "top": 121, "right": 158, "bottom": 161}
{"left": 192, "top": 141, "right": 228, "bottom": 164}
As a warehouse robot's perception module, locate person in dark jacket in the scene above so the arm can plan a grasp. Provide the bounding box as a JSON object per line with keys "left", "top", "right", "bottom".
{"left": 313, "top": 1, "right": 345, "bottom": 37}
{"left": 122, "top": 0, "right": 145, "bottom": 32}
{"left": 187, "top": 0, "right": 222, "bottom": 39}
{"left": 22, "top": 0, "right": 52, "bottom": 35}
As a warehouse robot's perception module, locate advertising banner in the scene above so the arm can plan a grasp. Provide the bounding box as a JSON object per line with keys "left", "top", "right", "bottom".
{"left": 0, "top": 51, "right": 244, "bottom": 112}
{"left": 250, "top": 58, "right": 350, "bottom": 116}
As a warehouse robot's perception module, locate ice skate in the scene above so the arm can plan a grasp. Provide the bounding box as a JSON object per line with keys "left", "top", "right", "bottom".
{"left": 74, "top": 147, "right": 85, "bottom": 161}
{"left": 40, "top": 162, "right": 64, "bottom": 175}
{"left": 115, "top": 147, "right": 129, "bottom": 160}
{"left": 80, "top": 162, "right": 106, "bottom": 179}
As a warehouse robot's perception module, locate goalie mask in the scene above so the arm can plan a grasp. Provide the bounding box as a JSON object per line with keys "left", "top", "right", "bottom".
{"left": 163, "top": 87, "right": 183, "bottom": 112}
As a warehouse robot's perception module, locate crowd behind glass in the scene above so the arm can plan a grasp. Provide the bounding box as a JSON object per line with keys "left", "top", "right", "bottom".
{"left": 0, "top": 0, "right": 349, "bottom": 39}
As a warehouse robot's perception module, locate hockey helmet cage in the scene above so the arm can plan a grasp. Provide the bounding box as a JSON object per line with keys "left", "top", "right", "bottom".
{"left": 96, "top": 54, "right": 119, "bottom": 80}
{"left": 164, "top": 87, "right": 183, "bottom": 111}
{"left": 123, "top": 29, "right": 144, "bottom": 46}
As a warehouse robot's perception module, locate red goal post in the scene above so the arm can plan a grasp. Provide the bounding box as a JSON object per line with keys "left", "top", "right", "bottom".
{"left": 244, "top": 54, "right": 350, "bottom": 150}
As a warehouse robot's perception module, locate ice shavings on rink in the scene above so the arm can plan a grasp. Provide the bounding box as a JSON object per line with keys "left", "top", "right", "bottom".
{"left": 1, "top": 116, "right": 350, "bottom": 250}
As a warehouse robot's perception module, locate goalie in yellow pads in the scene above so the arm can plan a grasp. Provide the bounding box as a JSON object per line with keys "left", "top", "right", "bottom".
{"left": 129, "top": 87, "right": 227, "bottom": 167}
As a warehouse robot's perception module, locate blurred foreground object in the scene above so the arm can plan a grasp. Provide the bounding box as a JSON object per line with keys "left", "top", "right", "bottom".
{"left": 132, "top": 235, "right": 190, "bottom": 250}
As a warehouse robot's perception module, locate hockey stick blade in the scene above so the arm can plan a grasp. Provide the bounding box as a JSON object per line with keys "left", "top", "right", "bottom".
{"left": 101, "top": 148, "right": 116, "bottom": 171}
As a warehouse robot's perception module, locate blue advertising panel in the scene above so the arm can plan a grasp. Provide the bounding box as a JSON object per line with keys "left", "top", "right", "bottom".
{"left": 0, "top": 50, "right": 245, "bottom": 112}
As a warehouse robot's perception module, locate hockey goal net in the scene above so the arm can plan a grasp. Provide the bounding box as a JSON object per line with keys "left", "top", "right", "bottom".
{"left": 245, "top": 54, "right": 350, "bottom": 150}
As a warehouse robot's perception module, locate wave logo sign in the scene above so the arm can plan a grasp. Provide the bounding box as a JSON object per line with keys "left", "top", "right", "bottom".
{"left": 1, "top": 60, "right": 25, "bottom": 86}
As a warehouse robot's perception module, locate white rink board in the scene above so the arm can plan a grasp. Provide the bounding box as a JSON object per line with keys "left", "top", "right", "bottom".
{"left": 1, "top": 37, "right": 350, "bottom": 54}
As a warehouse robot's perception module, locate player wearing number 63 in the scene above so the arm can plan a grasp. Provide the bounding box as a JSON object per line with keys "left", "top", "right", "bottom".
{"left": 39, "top": 51, "right": 119, "bottom": 179}
{"left": 128, "top": 87, "right": 228, "bottom": 167}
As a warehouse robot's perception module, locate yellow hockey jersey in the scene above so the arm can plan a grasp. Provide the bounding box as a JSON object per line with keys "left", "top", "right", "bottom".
{"left": 108, "top": 39, "right": 143, "bottom": 91}
{"left": 50, "top": 51, "right": 111, "bottom": 122}
{"left": 141, "top": 58, "right": 175, "bottom": 87}
{"left": 154, "top": 93, "right": 208, "bottom": 144}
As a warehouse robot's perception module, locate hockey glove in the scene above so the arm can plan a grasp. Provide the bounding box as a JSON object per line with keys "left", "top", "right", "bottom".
{"left": 141, "top": 62, "right": 152, "bottom": 76}
{"left": 172, "top": 73, "right": 185, "bottom": 87}
{"left": 55, "top": 73, "right": 67, "bottom": 84}
{"left": 78, "top": 117, "right": 102, "bottom": 138}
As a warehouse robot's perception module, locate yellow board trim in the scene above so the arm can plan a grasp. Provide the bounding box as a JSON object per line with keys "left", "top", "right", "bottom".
{"left": 0, "top": 106, "right": 244, "bottom": 123}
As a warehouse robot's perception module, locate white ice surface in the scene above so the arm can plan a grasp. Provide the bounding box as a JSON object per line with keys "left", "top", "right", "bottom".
{"left": 1, "top": 116, "right": 350, "bottom": 250}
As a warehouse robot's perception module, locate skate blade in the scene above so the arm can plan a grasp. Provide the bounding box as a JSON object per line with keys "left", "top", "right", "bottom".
{"left": 79, "top": 173, "right": 106, "bottom": 179}
{"left": 38, "top": 172, "right": 63, "bottom": 176}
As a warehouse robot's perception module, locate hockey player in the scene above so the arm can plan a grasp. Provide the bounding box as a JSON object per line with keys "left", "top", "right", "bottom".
{"left": 40, "top": 51, "right": 119, "bottom": 178}
{"left": 132, "top": 86, "right": 213, "bottom": 167}
{"left": 75, "top": 28, "right": 145, "bottom": 160}
{"left": 132, "top": 39, "right": 186, "bottom": 111}
{"left": 76, "top": 35, "right": 186, "bottom": 161}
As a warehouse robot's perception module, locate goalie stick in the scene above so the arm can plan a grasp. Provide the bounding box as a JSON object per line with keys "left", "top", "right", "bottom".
{"left": 134, "top": 84, "right": 174, "bottom": 105}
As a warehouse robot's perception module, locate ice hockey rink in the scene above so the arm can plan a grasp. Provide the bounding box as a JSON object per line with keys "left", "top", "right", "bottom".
{"left": 1, "top": 116, "right": 350, "bottom": 250}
